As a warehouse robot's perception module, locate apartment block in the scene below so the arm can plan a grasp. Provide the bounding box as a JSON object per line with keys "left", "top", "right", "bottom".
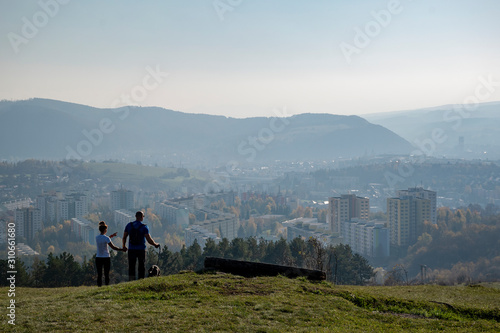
{"left": 114, "top": 209, "right": 135, "bottom": 231}
{"left": 328, "top": 194, "right": 369, "bottom": 234}
{"left": 284, "top": 218, "right": 341, "bottom": 247}
{"left": 57, "top": 199, "right": 69, "bottom": 222}
{"left": 71, "top": 217, "right": 97, "bottom": 245}
{"left": 184, "top": 224, "right": 220, "bottom": 248}
{"left": 110, "top": 189, "right": 134, "bottom": 211}
{"left": 154, "top": 201, "right": 189, "bottom": 227}
{"left": 193, "top": 213, "right": 239, "bottom": 241}
{"left": 49, "top": 193, "right": 89, "bottom": 223}
{"left": 341, "top": 219, "right": 389, "bottom": 258}
{"left": 15, "top": 208, "right": 42, "bottom": 240}
{"left": 387, "top": 196, "right": 431, "bottom": 249}
{"left": 397, "top": 187, "right": 437, "bottom": 224}
{"left": 1, "top": 198, "right": 31, "bottom": 211}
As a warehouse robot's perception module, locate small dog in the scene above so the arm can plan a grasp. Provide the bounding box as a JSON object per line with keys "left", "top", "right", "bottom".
{"left": 148, "top": 265, "right": 161, "bottom": 277}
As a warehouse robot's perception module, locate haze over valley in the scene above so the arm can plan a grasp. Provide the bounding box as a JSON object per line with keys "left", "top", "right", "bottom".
{"left": 1, "top": 2, "right": 500, "bottom": 330}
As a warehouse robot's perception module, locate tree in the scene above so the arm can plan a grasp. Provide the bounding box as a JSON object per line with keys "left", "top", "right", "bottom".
{"left": 245, "top": 237, "right": 259, "bottom": 261}
{"left": 29, "top": 256, "right": 46, "bottom": 287}
{"left": 164, "top": 251, "right": 183, "bottom": 275}
{"left": 273, "top": 238, "right": 293, "bottom": 266}
{"left": 43, "top": 252, "right": 83, "bottom": 287}
{"left": 230, "top": 238, "right": 248, "bottom": 260}
{"left": 290, "top": 206, "right": 305, "bottom": 218}
{"left": 184, "top": 240, "right": 202, "bottom": 270}
{"left": 237, "top": 225, "right": 246, "bottom": 239}
{"left": 384, "top": 264, "right": 409, "bottom": 286}
{"left": 146, "top": 208, "right": 162, "bottom": 232}
{"left": 110, "top": 251, "right": 128, "bottom": 283}
{"left": 289, "top": 237, "right": 307, "bottom": 267}
{"left": 317, "top": 209, "right": 327, "bottom": 223}
{"left": 305, "top": 238, "right": 326, "bottom": 271}
{"left": 203, "top": 238, "right": 221, "bottom": 258}
{"left": 304, "top": 207, "right": 313, "bottom": 218}
{"left": 146, "top": 246, "right": 159, "bottom": 271}
{"left": 326, "top": 244, "right": 374, "bottom": 285}
{"left": 218, "top": 238, "right": 230, "bottom": 258}
{"left": 246, "top": 218, "right": 257, "bottom": 237}
{"left": 81, "top": 255, "right": 97, "bottom": 286}
{"left": 0, "top": 259, "right": 29, "bottom": 287}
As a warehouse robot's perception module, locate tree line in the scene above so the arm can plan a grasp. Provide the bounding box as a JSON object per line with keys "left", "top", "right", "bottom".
{"left": 400, "top": 205, "right": 500, "bottom": 284}
{"left": 0, "top": 237, "right": 373, "bottom": 288}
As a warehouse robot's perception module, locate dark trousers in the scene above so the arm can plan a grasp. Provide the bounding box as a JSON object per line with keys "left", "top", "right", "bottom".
{"left": 128, "top": 249, "right": 146, "bottom": 280}
{"left": 96, "top": 257, "right": 111, "bottom": 287}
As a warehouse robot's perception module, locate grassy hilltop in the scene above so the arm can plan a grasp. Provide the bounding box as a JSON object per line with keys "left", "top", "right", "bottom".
{"left": 2, "top": 272, "right": 499, "bottom": 332}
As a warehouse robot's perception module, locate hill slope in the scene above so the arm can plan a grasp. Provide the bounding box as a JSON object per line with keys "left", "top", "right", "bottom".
{"left": 2, "top": 272, "right": 499, "bottom": 332}
{"left": 0, "top": 98, "right": 413, "bottom": 165}
{"left": 364, "top": 101, "right": 500, "bottom": 159}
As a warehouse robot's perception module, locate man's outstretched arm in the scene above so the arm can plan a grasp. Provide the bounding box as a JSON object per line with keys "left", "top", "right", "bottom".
{"left": 145, "top": 234, "right": 160, "bottom": 248}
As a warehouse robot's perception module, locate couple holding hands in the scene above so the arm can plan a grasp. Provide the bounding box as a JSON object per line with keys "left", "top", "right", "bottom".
{"left": 95, "top": 211, "right": 160, "bottom": 287}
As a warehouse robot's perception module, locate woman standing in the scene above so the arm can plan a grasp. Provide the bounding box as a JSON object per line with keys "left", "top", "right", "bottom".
{"left": 96, "top": 221, "right": 125, "bottom": 287}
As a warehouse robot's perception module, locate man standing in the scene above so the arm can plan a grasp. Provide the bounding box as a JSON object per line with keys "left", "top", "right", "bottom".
{"left": 122, "top": 211, "right": 160, "bottom": 280}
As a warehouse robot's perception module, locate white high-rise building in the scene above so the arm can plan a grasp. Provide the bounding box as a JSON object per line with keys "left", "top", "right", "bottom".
{"left": 57, "top": 199, "right": 69, "bottom": 222}
{"left": 53, "top": 193, "right": 89, "bottom": 222}
{"left": 71, "top": 217, "right": 97, "bottom": 245}
{"left": 114, "top": 209, "right": 135, "bottom": 231}
{"left": 185, "top": 225, "right": 220, "bottom": 248}
{"left": 155, "top": 201, "right": 189, "bottom": 227}
{"left": 341, "top": 219, "right": 389, "bottom": 258}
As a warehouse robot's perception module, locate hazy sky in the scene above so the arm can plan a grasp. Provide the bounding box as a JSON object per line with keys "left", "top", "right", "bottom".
{"left": 1, "top": 0, "right": 499, "bottom": 118}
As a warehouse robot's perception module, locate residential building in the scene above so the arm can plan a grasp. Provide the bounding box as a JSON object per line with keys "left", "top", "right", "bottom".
{"left": 397, "top": 187, "right": 437, "bottom": 224}
{"left": 387, "top": 196, "right": 431, "bottom": 250}
{"left": 193, "top": 212, "right": 239, "bottom": 241}
{"left": 36, "top": 193, "right": 58, "bottom": 223}
{"left": 154, "top": 201, "right": 189, "bottom": 227}
{"left": 168, "top": 195, "right": 204, "bottom": 213}
{"left": 1, "top": 198, "right": 31, "bottom": 211}
{"left": 184, "top": 225, "right": 220, "bottom": 248}
{"left": 328, "top": 194, "right": 369, "bottom": 233}
{"left": 340, "top": 219, "right": 389, "bottom": 258}
{"left": 16, "top": 243, "right": 39, "bottom": 256}
{"left": 15, "top": 208, "right": 42, "bottom": 240}
{"left": 110, "top": 189, "right": 134, "bottom": 211}
{"left": 53, "top": 193, "right": 89, "bottom": 222}
{"left": 283, "top": 217, "right": 342, "bottom": 247}
{"left": 114, "top": 209, "right": 135, "bottom": 231}
{"left": 203, "top": 191, "right": 236, "bottom": 208}
{"left": 71, "top": 217, "right": 97, "bottom": 245}
{"left": 57, "top": 199, "right": 69, "bottom": 222}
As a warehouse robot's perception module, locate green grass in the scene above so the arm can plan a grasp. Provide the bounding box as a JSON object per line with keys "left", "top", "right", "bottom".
{"left": 1, "top": 272, "right": 499, "bottom": 332}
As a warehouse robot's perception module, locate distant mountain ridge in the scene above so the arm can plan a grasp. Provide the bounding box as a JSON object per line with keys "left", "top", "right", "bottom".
{"left": 364, "top": 101, "right": 500, "bottom": 158}
{"left": 0, "top": 98, "right": 413, "bottom": 165}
